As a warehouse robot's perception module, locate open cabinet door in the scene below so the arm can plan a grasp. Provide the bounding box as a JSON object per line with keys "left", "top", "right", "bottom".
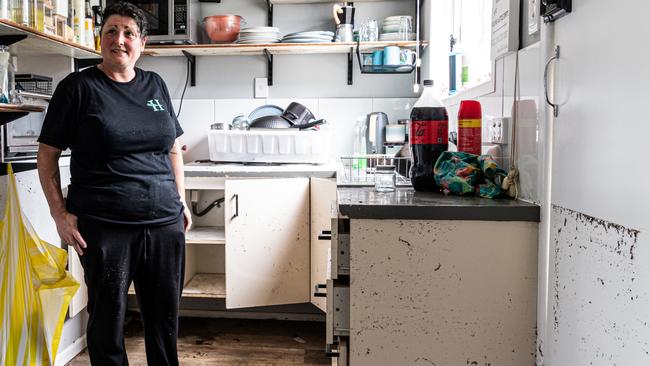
{"left": 310, "top": 177, "right": 336, "bottom": 312}
{"left": 68, "top": 250, "right": 88, "bottom": 317}
{"left": 225, "top": 178, "right": 310, "bottom": 309}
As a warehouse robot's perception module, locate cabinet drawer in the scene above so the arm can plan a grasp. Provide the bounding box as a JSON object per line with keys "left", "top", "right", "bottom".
{"left": 326, "top": 279, "right": 350, "bottom": 345}
{"left": 331, "top": 218, "right": 350, "bottom": 278}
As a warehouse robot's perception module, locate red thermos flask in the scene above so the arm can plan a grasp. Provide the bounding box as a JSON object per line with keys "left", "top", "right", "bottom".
{"left": 457, "top": 100, "right": 482, "bottom": 155}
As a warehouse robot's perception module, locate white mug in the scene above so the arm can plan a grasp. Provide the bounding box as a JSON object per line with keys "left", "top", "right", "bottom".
{"left": 383, "top": 46, "right": 400, "bottom": 65}
{"left": 399, "top": 49, "right": 416, "bottom": 65}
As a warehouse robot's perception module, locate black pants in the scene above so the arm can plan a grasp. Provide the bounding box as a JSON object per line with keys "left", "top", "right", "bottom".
{"left": 78, "top": 216, "right": 185, "bottom": 366}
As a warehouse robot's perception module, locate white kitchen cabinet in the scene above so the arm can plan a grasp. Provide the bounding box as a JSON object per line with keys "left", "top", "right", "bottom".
{"left": 121, "top": 175, "right": 331, "bottom": 314}
{"left": 309, "top": 177, "right": 337, "bottom": 312}
{"left": 67, "top": 250, "right": 87, "bottom": 317}
{"left": 224, "top": 177, "right": 310, "bottom": 308}
{"left": 325, "top": 187, "right": 541, "bottom": 365}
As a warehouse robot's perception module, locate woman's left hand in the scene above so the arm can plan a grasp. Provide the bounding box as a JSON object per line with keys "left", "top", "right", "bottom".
{"left": 182, "top": 202, "right": 192, "bottom": 232}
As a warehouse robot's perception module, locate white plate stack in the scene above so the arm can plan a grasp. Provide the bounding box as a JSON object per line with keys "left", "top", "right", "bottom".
{"left": 236, "top": 27, "right": 281, "bottom": 44}
{"left": 380, "top": 15, "right": 415, "bottom": 41}
{"left": 281, "top": 31, "right": 334, "bottom": 43}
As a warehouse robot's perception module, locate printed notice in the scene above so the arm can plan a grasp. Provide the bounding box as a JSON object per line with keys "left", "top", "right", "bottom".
{"left": 528, "top": 0, "right": 540, "bottom": 35}
{"left": 491, "top": 0, "right": 519, "bottom": 60}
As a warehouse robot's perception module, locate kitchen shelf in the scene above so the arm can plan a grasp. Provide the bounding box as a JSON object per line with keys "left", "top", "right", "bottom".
{"left": 270, "top": 0, "right": 408, "bottom": 3}
{"left": 0, "top": 19, "right": 100, "bottom": 59}
{"left": 186, "top": 226, "right": 225, "bottom": 245}
{"left": 144, "top": 41, "right": 426, "bottom": 86}
{"left": 355, "top": 40, "right": 417, "bottom": 74}
{"left": 144, "top": 41, "right": 425, "bottom": 57}
{"left": 182, "top": 273, "right": 226, "bottom": 298}
{"left": 358, "top": 64, "right": 416, "bottom": 73}
{"left": 0, "top": 103, "right": 45, "bottom": 125}
{"left": 127, "top": 273, "right": 226, "bottom": 298}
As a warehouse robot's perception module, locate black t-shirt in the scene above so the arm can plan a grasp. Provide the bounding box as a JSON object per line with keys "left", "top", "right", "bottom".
{"left": 38, "top": 66, "right": 184, "bottom": 225}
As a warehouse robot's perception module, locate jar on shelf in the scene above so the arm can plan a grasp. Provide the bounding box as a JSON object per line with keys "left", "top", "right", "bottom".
{"left": 0, "top": 45, "right": 11, "bottom": 103}
{"left": 0, "top": 0, "right": 10, "bottom": 19}
{"left": 11, "top": 0, "right": 30, "bottom": 25}
{"left": 374, "top": 165, "right": 396, "bottom": 192}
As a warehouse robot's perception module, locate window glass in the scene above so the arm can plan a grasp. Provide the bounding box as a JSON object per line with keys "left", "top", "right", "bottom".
{"left": 450, "top": 0, "right": 493, "bottom": 92}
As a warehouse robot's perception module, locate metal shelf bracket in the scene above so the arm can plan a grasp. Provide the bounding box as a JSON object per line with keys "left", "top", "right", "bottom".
{"left": 263, "top": 48, "right": 273, "bottom": 86}
{"left": 267, "top": 0, "right": 273, "bottom": 26}
{"left": 347, "top": 48, "right": 353, "bottom": 85}
{"left": 182, "top": 50, "right": 196, "bottom": 87}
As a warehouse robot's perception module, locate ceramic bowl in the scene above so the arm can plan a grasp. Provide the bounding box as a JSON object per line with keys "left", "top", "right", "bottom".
{"left": 203, "top": 15, "right": 244, "bottom": 43}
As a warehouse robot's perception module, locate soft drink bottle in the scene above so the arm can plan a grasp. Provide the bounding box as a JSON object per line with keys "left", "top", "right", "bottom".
{"left": 409, "top": 80, "right": 449, "bottom": 191}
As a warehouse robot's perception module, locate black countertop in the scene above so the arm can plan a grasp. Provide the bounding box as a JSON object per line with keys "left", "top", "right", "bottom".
{"left": 337, "top": 187, "right": 540, "bottom": 221}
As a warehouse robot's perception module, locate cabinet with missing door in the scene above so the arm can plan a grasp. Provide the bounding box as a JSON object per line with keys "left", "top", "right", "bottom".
{"left": 168, "top": 173, "right": 335, "bottom": 316}
{"left": 70, "top": 169, "right": 337, "bottom": 318}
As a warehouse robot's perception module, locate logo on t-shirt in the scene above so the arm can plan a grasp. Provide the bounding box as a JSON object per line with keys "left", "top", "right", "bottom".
{"left": 146, "top": 99, "right": 165, "bottom": 112}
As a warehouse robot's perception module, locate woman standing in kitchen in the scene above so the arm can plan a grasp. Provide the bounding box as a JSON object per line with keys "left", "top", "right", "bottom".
{"left": 36, "top": 2, "right": 191, "bottom": 365}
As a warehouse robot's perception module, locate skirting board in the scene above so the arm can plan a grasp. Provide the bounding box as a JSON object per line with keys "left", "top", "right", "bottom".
{"left": 54, "top": 335, "right": 87, "bottom": 366}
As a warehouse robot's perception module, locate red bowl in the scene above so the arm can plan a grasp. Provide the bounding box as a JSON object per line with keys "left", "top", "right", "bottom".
{"left": 203, "top": 15, "right": 243, "bottom": 43}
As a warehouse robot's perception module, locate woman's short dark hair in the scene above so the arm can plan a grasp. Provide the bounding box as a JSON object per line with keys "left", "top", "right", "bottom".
{"left": 101, "top": 1, "right": 148, "bottom": 37}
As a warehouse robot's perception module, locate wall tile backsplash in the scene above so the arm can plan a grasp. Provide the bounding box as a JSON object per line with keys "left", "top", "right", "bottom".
{"left": 318, "top": 98, "right": 373, "bottom": 161}
{"left": 173, "top": 99, "right": 215, "bottom": 163}
{"left": 372, "top": 98, "right": 418, "bottom": 124}
{"left": 174, "top": 97, "right": 413, "bottom": 164}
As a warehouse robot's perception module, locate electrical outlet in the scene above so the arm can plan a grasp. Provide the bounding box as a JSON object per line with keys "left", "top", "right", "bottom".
{"left": 488, "top": 117, "right": 510, "bottom": 144}
{"left": 254, "top": 78, "right": 268, "bottom": 98}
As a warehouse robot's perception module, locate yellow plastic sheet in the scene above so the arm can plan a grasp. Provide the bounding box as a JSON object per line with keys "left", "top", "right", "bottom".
{"left": 1, "top": 164, "right": 80, "bottom": 365}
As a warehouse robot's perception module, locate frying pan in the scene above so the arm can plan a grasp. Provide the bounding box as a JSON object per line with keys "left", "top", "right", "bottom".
{"left": 249, "top": 115, "right": 326, "bottom": 130}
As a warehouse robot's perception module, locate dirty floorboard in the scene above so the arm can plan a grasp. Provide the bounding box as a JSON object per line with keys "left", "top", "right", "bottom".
{"left": 66, "top": 316, "right": 330, "bottom": 365}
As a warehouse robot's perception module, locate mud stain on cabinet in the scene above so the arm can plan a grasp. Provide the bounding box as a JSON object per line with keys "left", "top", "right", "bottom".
{"left": 550, "top": 205, "right": 647, "bottom": 364}
{"left": 349, "top": 219, "right": 538, "bottom": 366}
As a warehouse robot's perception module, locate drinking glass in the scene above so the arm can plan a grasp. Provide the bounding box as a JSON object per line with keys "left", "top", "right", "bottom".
{"left": 398, "top": 16, "right": 412, "bottom": 41}
{"left": 358, "top": 22, "right": 368, "bottom": 42}
{"left": 367, "top": 19, "right": 378, "bottom": 42}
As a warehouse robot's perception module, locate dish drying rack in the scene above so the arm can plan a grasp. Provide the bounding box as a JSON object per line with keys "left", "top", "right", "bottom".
{"left": 339, "top": 155, "right": 412, "bottom": 186}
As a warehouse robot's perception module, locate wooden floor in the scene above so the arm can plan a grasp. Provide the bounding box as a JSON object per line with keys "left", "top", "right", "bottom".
{"left": 66, "top": 315, "right": 330, "bottom": 365}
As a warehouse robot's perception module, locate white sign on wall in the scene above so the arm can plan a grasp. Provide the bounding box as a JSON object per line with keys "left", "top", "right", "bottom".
{"left": 528, "top": 0, "right": 540, "bottom": 34}
{"left": 491, "top": 0, "right": 520, "bottom": 60}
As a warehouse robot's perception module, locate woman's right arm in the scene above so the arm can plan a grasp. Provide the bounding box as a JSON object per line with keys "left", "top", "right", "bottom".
{"left": 37, "top": 143, "right": 87, "bottom": 255}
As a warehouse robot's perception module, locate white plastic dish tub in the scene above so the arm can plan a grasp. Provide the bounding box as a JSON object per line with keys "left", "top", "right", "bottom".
{"left": 207, "top": 129, "right": 332, "bottom": 164}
